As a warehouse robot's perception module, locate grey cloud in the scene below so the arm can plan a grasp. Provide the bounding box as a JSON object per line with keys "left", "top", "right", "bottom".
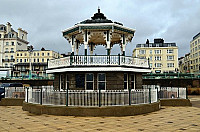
{"left": 0, "top": 0, "right": 199, "bottom": 57}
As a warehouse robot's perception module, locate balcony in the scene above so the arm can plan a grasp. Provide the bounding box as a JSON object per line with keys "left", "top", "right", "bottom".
{"left": 48, "top": 55, "right": 149, "bottom": 69}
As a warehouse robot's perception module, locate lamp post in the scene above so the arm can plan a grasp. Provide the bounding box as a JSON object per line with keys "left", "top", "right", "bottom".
{"left": 28, "top": 45, "right": 33, "bottom": 80}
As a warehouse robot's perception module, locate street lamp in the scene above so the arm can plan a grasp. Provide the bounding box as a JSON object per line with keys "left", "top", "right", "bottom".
{"left": 28, "top": 45, "right": 33, "bottom": 79}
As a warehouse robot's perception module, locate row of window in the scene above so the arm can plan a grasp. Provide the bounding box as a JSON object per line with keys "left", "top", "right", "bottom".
{"left": 60, "top": 73, "right": 135, "bottom": 90}
{"left": 5, "top": 48, "right": 14, "bottom": 52}
{"left": 149, "top": 56, "right": 174, "bottom": 61}
{"left": 191, "top": 39, "right": 200, "bottom": 48}
{"left": 139, "top": 49, "right": 174, "bottom": 55}
{"left": 4, "top": 63, "right": 13, "bottom": 67}
{"left": 16, "top": 58, "right": 49, "bottom": 63}
{"left": 17, "top": 52, "right": 50, "bottom": 57}
{"left": 5, "top": 42, "right": 15, "bottom": 46}
{"left": 149, "top": 63, "right": 175, "bottom": 68}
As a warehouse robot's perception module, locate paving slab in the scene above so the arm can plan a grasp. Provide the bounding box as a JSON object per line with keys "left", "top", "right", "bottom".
{"left": 0, "top": 95, "right": 200, "bottom": 131}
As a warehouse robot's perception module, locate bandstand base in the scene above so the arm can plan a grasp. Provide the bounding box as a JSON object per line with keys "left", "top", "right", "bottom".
{"left": 22, "top": 102, "right": 160, "bottom": 117}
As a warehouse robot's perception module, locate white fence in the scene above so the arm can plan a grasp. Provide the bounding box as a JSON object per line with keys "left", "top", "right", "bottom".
{"left": 4, "top": 87, "right": 25, "bottom": 98}
{"left": 142, "top": 85, "right": 187, "bottom": 99}
{"left": 48, "top": 55, "right": 149, "bottom": 69}
{"left": 25, "top": 87, "right": 157, "bottom": 107}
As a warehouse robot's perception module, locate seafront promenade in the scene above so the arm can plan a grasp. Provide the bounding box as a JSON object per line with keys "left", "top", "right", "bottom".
{"left": 0, "top": 96, "right": 199, "bottom": 132}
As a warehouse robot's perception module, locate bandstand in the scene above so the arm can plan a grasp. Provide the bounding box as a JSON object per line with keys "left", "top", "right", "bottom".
{"left": 46, "top": 9, "right": 151, "bottom": 91}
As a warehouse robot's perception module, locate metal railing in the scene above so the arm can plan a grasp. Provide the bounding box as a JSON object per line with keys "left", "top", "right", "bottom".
{"left": 142, "top": 85, "right": 187, "bottom": 99}
{"left": 3, "top": 87, "right": 25, "bottom": 98}
{"left": 25, "top": 87, "right": 157, "bottom": 107}
{"left": 48, "top": 55, "right": 149, "bottom": 69}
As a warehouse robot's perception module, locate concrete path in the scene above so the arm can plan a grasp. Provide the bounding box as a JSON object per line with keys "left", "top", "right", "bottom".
{"left": 0, "top": 96, "right": 199, "bottom": 132}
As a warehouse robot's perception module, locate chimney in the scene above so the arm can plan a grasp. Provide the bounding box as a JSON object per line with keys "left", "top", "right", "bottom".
{"left": 6, "top": 22, "right": 12, "bottom": 33}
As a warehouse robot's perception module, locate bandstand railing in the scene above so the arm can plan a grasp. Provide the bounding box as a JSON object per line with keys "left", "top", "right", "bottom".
{"left": 25, "top": 87, "right": 157, "bottom": 107}
{"left": 48, "top": 55, "right": 149, "bottom": 69}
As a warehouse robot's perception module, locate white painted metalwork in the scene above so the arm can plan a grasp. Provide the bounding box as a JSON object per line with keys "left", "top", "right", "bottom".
{"left": 48, "top": 56, "right": 149, "bottom": 69}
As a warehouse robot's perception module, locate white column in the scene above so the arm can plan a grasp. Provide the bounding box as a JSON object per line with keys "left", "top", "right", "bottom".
{"left": 83, "top": 30, "right": 88, "bottom": 56}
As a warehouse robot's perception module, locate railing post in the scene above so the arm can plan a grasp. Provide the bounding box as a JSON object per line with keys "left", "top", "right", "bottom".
{"left": 26, "top": 87, "right": 29, "bottom": 103}
{"left": 66, "top": 86, "right": 68, "bottom": 106}
{"left": 118, "top": 54, "right": 120, "bottom": 65}
{"left": 186, "top": 87, "right": 188, "bottom": 99}
{"left": 4, "top": 87, "right": 5, "bottom": 98}
{"left": 129, "top": 88, "right": 131, "bottom": 105}
{"left": 178, "top": 87, "right": 179, "bottom": 98}
{"left": 70, "top": 55, "right": 73, "bottom": 65}
{"left": 149, "top": 88, "right": 151, "bottom": 104}
{"left": 156, "top": 87, "right": 158, "bottom": 101}
{"left": 40, "top": 87, "right": 42, "bottom": 105}
{"left": 98, "top": 88, "right": 101, "bottom": 107}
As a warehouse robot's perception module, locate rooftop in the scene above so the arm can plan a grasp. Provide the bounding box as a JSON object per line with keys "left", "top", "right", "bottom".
{"left": 78, "top": 8, "right": 123, "bottom": 25}
{"left": 193, "top": 32, "right": 200, "bottom": 40}
{"left": 136, "top": 39, "right": 176, "bottom": 48}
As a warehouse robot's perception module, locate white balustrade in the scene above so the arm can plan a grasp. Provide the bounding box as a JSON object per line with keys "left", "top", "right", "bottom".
{"left": 48, "top": 55, "right": 149, "bottom": 69}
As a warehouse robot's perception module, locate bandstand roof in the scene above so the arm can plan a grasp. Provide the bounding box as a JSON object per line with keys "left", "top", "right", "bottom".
{"left": 62, "top": 8, "right": 136, "bottom": 46}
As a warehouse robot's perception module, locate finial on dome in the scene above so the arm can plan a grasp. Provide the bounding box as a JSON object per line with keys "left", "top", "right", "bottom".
{"left": 98, "top": 6, "right": 100, "bottom": 13}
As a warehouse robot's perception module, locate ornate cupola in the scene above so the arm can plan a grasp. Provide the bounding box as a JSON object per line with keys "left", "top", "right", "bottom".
{"left": 62, "top": 8, "right": 135, "bottom": 56}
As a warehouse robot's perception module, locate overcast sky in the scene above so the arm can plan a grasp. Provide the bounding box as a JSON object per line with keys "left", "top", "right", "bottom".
{"left": 0, "top": 0, "right": 200, "bottom": 57}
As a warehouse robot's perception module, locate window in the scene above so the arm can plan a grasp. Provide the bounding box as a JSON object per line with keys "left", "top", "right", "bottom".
{"left": 34, "top": 59, "right": 36, "bottom": 62}
{"left": 150, "top": 63, "right": 152, "bottom": 68}
{"left": 11, "top": 42, "right": 14, "bottom": 45}
{"left": 167, "top": 49, "right": 173, "bottom": 53}
{"left": 149, "top": 50, "right": 152, "bottom": 54}
{"left": 155, "top": 56, "right": 161, "bottom": 60}
{"left": 25, "top": 53, "right": 27, "bottom": 56}
{"left": 86, "top": 73, "right": 94, "bottom": 90}
{"left": 5, "top": 48, "right": 8, "bottom": 52}
{"left": 154, "top": 50, "right": 161, "bottom": 54}
{"left": 42, "top": 59, "right": 44, "bottom": 62}
{"left": 37, "top": 59, "right": 39, "bottom": 62}
{"left": 37, "top": 53, "right": 39, "bottom": 56}
{"left": 149, "top": 56, "right": 152, "bottom": 61}
{"left": 34, "top": 53, "right": 36, "bottom": 56}
{"left": 76, "top": 74, "right": 85, "bottom": 88}
{"left": 24, "top": 59, "right": 26, "bottom": 62}
{"left": 17, "top": 53, "right": 19, "bottom": 56}
{"left": 10, "top": 63, "right": 13, "bottom": 67}
{"left": 167, "top": 56, "right": 174, "bottom": 60}
{"left": 20, "top": 59, "right": 22, "bottom": 62}
{"left": 5, "top": 55, "right": 8, "bottom": 59}
{"left": 124, "top": 73, "right": 128, "bottom": 90}
{"left": 167, "top": 63, "right": 174, "bottom": 67}
{"left": 42, "top": 53, "right": 44, "bottom": 56}
{"left": 20, "top": 53, "right": 22, "bottom": 56}
{"left": 155, "top": 63, "right": 162, "bottom": 67}
{"left": 17, "top": 59, "right": 18, "bottom": 62}
{"left": 6, "top": 42, "right": 9, "bottom": 45}
{"left": 11, "top": 55, "right": 13, "bottom": 59}
{"left": 139, "top": 50, "right": 146, "bottom": 54}
{"left": 5, "top": 63, "right": 8, "bottom": 67}
{"left": 47, "top": 53, "right": 50, "bottom": 56}
{"left": 131, "top": 74, "right": 135, "bottom": 89}
{"left": 98, "top": 73, "right": 106, "bottom": 90}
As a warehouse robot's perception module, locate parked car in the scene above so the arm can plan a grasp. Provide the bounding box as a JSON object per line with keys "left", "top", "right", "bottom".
{"left": 0, "top": 83, "right": 23, "bottom": 100}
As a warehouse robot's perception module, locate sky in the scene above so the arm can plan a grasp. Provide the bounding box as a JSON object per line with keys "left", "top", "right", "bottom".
{"left": 0, "top": 0, "right": 200, "bottom": 57}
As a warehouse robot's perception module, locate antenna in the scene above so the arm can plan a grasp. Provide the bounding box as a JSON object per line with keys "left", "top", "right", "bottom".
{"left": 98, "top": 6, "right": 100, "bottom": 13}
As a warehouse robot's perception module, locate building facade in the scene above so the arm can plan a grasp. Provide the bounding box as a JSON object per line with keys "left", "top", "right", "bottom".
{"left": 13, "top": 48, "right": 61, "bottom": 77}
{"left": 178, "top": 53, "right": 190, "bottom": 73}
{"left": 190, "top": 32, "right": 200, "bottom": 73}
{"left": 0, "top": 22, "right": 28, "bottom": 68}
{"left": 133, "top": 39, "right": 178, "bottom": 73}
{"left": 47, "top": 9, "right": 150, "bottom": 91}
